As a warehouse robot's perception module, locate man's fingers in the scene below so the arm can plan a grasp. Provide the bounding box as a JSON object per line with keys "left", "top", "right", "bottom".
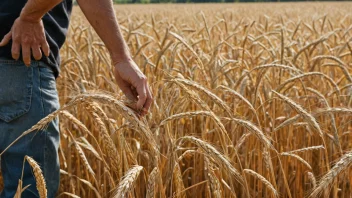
{"left": 122, "top": 86, "right": 138, "bottom": 102}
{"left": 136, "top": 80, "right": 147, "bottom": 110}
{"left": 11, "top": 41, "right": 20, "bottom": 60}
{"left": 41, "top": 41, "right": 50, "bottom": 57}
{"left": 141, "top": 85, "right": 153, "bottom": 116}
{"left": 0, "top": 32, "right": 12, "bottom": 47}
{"left": 22, "top": 45, "right": 31, "bottom": 66}
{"left": 32, "top": 46, "right": 42, "bottom": 60}
{"left": 123, "top": 87, "right": 139, "bottom": 111}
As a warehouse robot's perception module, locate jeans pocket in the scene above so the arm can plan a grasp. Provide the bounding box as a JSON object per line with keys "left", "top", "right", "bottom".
{"left": 39, "top": 66, "right": 56, "bottom": 91}
{"left": 0, "top": 62, "right": 33, "bottom": 123}
{"left": 39, "top": 65, "right": 60, "bottom": 116}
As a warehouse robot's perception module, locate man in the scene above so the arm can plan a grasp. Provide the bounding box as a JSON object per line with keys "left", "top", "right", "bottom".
{"left": 0, "top": 0, "right": 153, "bottom": 197}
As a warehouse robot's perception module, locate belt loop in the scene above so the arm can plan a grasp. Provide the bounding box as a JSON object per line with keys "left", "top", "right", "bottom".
{"left": 30, "top": 61, "right": 40, "bottom": 67}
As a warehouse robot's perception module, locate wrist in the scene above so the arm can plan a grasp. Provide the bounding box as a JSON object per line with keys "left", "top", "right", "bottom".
{"left": 111, "top": 53, "right": 132, "bottom": 65}
{"left": 19, "top": 12, "right": 42, "bottom": 23}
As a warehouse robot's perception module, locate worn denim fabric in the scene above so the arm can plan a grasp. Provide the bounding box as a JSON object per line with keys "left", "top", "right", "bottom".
{"left": 0, "top": 60, "right": 60, "bottom": 198}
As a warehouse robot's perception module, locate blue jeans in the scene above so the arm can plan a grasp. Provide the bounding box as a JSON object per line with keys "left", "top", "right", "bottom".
{"left": 0, "top": 60, "right": 60, "bottom": 198}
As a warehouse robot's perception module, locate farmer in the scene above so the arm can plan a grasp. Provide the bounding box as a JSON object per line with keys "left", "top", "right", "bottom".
{"left": 0, "top": 0, "right": 153, "bottom": 197}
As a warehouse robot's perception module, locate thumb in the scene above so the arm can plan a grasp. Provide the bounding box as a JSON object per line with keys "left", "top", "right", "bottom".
{"left": 0, "top": 32, "right": 12, "bottom": 47}
{"left": 122, "top": 87, "right": 139, "bottom": 110}
{"left": 136, "top": 82, "right": 147, "bottom": 110}
{"left": 122, "top": 86, "right": 138, "bottom": 102}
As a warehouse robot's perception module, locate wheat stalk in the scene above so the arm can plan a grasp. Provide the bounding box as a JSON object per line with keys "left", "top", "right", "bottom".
{"left": 111, "top": 165, "right": 144, "bottom": 198}
{"left": 309, "top": 151, "right": 352, "bottom": 198}
{"left": 179, "top": 136, "right": 244, "bottom": 185}
{"left": 25, "top": 156, "right": 47, "bottom": 198}
{"left": 244, "top": 169, "right": 278, "bottom": 197}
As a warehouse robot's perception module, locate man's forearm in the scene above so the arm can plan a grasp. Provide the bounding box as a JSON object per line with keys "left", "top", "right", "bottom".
{"left": 20, "top": 0, "right": 63, "bottom": 22}
{"left": 77, "top": 0, "right": 131, "bottom": 63}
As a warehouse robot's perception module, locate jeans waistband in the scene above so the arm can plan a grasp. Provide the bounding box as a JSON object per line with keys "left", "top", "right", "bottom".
{"left": 0, "top": 59, "right": 49, "bottom": 68}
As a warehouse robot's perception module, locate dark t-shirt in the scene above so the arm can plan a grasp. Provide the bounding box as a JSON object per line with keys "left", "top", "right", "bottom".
{"left": 0, "top": 0, "right": 73, "bottom": 78}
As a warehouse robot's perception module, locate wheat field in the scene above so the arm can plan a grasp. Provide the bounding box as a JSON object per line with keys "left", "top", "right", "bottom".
{"left": 1, "top": 2, "right": 352, "bottom": 198}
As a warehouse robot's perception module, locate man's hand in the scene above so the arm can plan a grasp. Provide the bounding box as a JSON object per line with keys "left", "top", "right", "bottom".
{"left": 114, "top": 59, "right": 153, "bottom": 117}
{"left": 0, "top": 17, "right": 50, "bottom": 66}
{"left": 0, "top": 0, "right": 62, "bottom": 65}
{"left": 77, "top": 0, "right": 154, "bottom": 116}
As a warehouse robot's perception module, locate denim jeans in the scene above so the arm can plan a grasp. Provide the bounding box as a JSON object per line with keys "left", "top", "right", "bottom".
{"left": 0, "top": 60, "right": 60, "bottom": 198}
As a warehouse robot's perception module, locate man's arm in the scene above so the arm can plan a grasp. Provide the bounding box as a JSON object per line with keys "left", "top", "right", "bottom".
{"left": 0, "top": 0, "right": 62, "bottom": 65}
{"left": 18, "top": 0, "right": 62, "bottom": 22}
{"left": 77, "top": 0, "right": 129, "bottom": 63}
{"left": 0, "top": 0, "right": 153, "bottom": 116}
{"left": 77, "top": 0, "right": 153, "bottom": 116}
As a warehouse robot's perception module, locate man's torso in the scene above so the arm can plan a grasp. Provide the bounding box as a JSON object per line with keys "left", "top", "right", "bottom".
{"left": 0, "top": 0, "right": 73, "bottom": 78}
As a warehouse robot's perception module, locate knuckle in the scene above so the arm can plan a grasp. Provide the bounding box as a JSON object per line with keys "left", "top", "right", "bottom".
{"left": 11, "top": 50, "right": 19, "bottom": 55}
{"left": 11, "top": 44, "right": 19, "bottom": 49}
{"left": 23, "top": 37, "right": 32, "bottom": 44}
{"left": 39, "top": 35, "right": 46, "bottom": 41}
{"left": 32, "top": 40, "right": 40, "bottom": 46}
{"left": 23, "top": 40, "right": 30, "bottom": 45}
{"left": 13, "top": 35, "right": 20, "bottom": 41}
{"left": 32, "top": 45, "right": 40, "bottom": 51}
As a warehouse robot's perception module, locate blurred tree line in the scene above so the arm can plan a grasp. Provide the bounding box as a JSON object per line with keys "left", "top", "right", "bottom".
{"left": 113, "top": 0, "right": 350, "bottom": 4}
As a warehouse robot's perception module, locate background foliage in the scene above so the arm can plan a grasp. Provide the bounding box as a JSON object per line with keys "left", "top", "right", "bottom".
{"left": 112, "top": 0, "right": 351, "bottom": 4}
